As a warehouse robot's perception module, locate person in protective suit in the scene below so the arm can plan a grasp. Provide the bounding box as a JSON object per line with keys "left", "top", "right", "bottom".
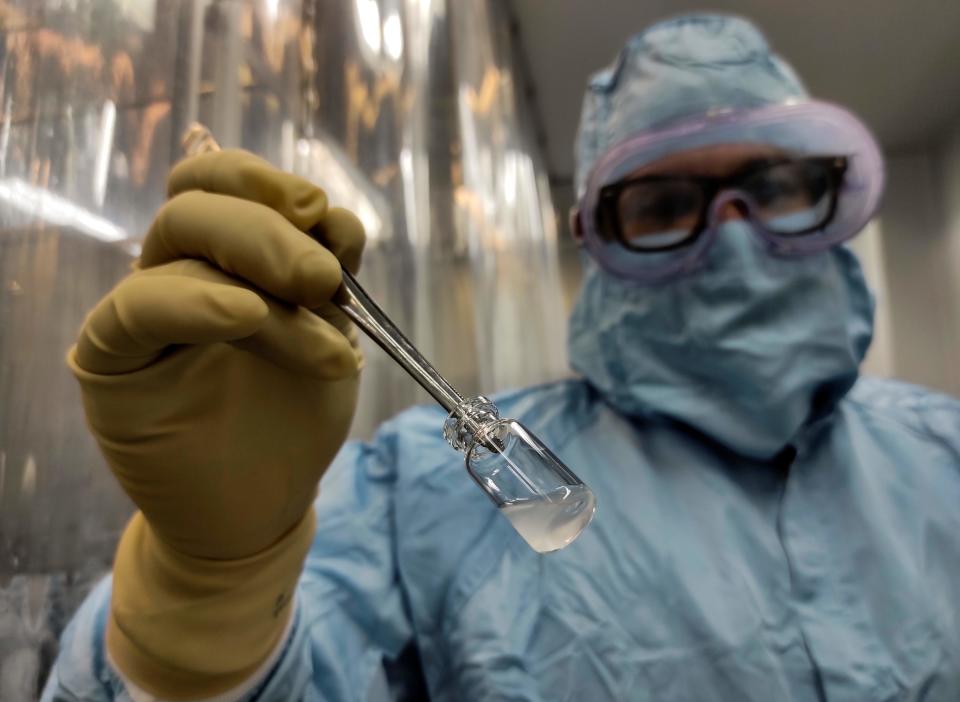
{"left": 45, "top": 14, "right": 960, "bottom": 702}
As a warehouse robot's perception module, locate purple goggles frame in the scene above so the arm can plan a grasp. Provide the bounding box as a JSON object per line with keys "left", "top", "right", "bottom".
{"left": 573, "top": 101, "right": 885, "bottom": 284}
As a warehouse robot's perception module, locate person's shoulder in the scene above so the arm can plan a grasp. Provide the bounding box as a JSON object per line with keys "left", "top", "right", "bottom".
{"left": 367, "top": 378, "right": 597, "bottom": 489}
{"left": 381, "top": 377, "right": 596, "bottom": 443}
{"left": 847, "top": 376, "right": 960, "bottom": 415}
{"left": 492, "top": 377, "right": 596, "bottom": 422}
{"left": 844, "top": 376, "right": 960, "bottom": 445}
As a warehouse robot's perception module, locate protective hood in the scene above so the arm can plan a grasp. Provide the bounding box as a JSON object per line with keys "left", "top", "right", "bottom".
{"left": 575, "top": 14, "right": 808, "bottom": 197}
{"left": 567, "top": 222, "right": 875, "bottom": 459}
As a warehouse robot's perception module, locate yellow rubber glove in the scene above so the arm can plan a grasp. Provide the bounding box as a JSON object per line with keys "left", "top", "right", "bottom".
{"left": 68, "top": 150, "right": 366, "bottom": 699}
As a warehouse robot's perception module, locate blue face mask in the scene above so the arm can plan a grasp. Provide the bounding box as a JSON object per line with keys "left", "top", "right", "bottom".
{"left": 567, "top": 222, "right": 875, "bottom": 459}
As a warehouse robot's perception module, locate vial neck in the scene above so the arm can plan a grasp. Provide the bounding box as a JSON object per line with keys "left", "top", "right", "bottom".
{"left": 443, "top": 396, "right": 501, "bottom": 453}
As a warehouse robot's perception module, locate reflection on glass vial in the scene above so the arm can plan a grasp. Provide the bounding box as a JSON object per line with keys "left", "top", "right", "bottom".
{"left": 499, "top": 484, "right": 597, "bottom": 553}
{"left": 462, "top": 415, "right": 597, "bottom": 553}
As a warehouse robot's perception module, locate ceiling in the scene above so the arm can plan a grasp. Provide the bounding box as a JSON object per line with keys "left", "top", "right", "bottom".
{"left": 509, "top": 0, "right": 960, "bottom": 182}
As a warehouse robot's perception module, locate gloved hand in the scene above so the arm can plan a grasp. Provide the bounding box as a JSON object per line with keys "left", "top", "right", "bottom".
{"left": 68, "top": 149, "right": 366, "bottom": 698}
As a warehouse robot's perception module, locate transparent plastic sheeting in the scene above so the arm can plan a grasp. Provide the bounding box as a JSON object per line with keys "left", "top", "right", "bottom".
{"left": 0, "top": 0, "right": 566, "bottom": 696}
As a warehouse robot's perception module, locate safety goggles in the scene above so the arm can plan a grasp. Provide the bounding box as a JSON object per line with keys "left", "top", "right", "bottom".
{"left": 573, "top": 101, "right": 885, "bottom": 283}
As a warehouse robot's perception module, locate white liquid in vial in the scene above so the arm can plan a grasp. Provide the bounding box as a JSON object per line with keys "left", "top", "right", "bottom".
{"left": 499, "top": 484, "right": 597, "bottom": 553}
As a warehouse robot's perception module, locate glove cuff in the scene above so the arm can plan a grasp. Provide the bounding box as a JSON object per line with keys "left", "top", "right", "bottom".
{"left": 106, "top": 507, "right": 316, "bottom": 700}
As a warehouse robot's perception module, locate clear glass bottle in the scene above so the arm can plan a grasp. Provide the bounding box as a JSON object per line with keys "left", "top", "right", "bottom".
{"left": 444, "top": 397, "right": 596, "bottom": 553}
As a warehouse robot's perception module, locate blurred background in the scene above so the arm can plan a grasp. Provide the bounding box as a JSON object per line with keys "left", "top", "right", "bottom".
{"left": 0, "top": 0, "right": 958, "bottom": 696}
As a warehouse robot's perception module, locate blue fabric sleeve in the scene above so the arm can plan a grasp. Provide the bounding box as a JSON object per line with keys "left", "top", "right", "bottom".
{"left": 252, "top": 433, "right": 415, "bottom": 700}
{"left": 40, "top": 578, "right": 125, "bottom": 701}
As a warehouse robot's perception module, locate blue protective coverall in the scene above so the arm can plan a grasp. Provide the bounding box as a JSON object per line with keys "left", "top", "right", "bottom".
{"left": 44, "top": 13, "right": 960, "bottom": 702}
{"left": 44, "top": 232, "right": 960, "bottom": 702}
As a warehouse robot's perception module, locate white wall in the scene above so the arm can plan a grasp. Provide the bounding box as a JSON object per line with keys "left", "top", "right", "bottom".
{"left": 849, "top": 222, "right": 894, "bottom": 378}
{"left": 934, "top": 124, "right": 960, "bottom": 394}
{"left": 872, "top": 133, "right": 960, "bottom": 397}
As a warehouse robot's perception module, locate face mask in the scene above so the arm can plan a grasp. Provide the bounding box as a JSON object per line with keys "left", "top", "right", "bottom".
{"left": 567, "top": 221, "right": 874, "bottom": 459}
